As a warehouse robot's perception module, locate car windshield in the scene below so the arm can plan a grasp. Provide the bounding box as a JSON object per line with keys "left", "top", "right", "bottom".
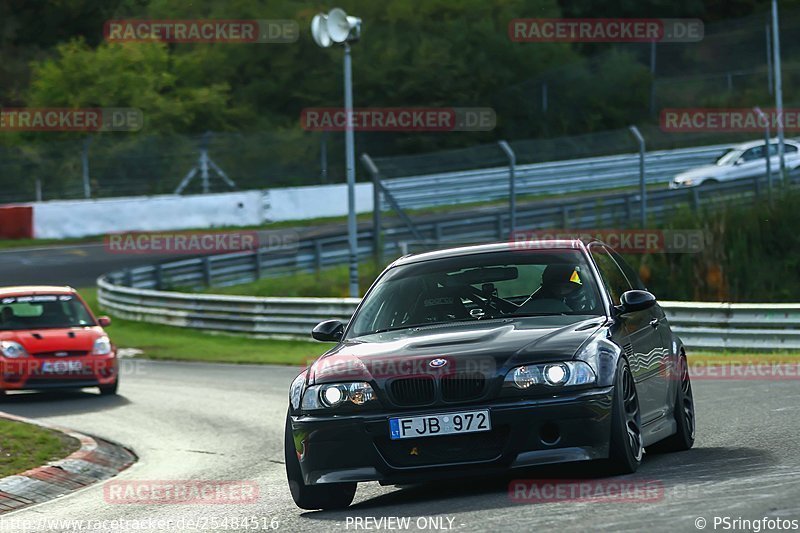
{"left": 715, "top": 149, "right": 743, "bottom": 165}
{"left": 0, "top": 294, "right": 96, "bottom": 330}
{"left": 347, "top": 250, "right": 604, "bottom": 338}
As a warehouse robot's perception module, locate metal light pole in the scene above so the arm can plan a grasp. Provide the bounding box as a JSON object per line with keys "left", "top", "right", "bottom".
{"left": 754, "top": 107, "right": 772, "bottom": 206}
{"left": 629, "top": 126, "right": 646, "bottom": 227}
{"left": 771, "top": 0, "right": 786, "bottom": 186}
{"left": 343, "top": 42, "right": 359, "bottom": 297}
{"left": 311, "top": 8, "right": 362, "bottom": 297}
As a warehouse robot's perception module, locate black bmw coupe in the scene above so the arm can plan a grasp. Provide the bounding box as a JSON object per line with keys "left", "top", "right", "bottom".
{"left": 286, "top": 240, "right": 695, "bottom": 510}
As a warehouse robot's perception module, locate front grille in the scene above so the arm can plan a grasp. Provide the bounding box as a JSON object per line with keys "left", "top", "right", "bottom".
{"left": 441, "top": 372, "right": 486, "bottom": 402}
{"left": 33, "top": 351, "right": 89, "bottom": 358}
{"left": 375, "top": 427, "right": 509, "bottom": 467}
{"left": 390, "top": 377, "right": 435, "bottom": 406}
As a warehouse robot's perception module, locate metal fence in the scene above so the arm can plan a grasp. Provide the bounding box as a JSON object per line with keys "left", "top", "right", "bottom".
{"left": 102, "top": 172, "right": 796, "bottom": 293}
{"left": 374, "top": 142, "right": 734, "bottom": 211}
{"left": 97, "top": 278, "right": 800, "bottom": 350}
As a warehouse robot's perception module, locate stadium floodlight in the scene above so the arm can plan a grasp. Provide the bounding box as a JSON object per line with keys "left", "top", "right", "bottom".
{"left": 311, "top": 8, "right": 362, "bottom": 298}
{"left": 326, "top": 8, "right": 361, "bottom": 43}
{"left": 310, "top": 14, "right": 331, "bottom": 48}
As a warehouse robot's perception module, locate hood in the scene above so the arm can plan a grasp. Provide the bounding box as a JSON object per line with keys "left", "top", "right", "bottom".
{"left": 309, "top": 315, "right": 606, "bottom": 384}
{"left": 674, "top": 164, "right": 725, "bottom": 181}
{"left": 0, "top": 327, "right": 105, "bottom": 355}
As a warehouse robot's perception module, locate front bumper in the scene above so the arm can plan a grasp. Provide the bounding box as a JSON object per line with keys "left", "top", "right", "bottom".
{"left": 0, "top": 355, "right": 118, "bottom": 391}
{"left": 290, "top": 386, "right": 614, "bottom": 485}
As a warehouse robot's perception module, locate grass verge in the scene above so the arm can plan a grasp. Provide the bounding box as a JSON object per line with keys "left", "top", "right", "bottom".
{"left": 0, "top": 419, "right": 80, "bottom": 478}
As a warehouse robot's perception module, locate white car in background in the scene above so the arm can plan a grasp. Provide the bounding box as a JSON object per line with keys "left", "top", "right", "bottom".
{"left": 670, "top": 139, "right": 800, "bottom": 188}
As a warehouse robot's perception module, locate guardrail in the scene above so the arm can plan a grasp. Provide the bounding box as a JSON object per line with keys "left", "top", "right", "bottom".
{"left": 378, "top": 144, "right": 734, "bottom": 210}
{"left": 98, "top": 278, "right": 800, "bottom": 350}
{"left": 105, "top": 173, "right": 794, "bottom": 292}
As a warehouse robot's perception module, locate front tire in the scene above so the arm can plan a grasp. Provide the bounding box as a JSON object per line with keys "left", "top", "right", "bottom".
{"left": 607, "top": 358, "right": 643, "bottom": 474}
{"left": 98, "top": 379, "right": 118, "bottom": 396}
{"left": 284, "top": 411, "right": 356, "bottom": 510}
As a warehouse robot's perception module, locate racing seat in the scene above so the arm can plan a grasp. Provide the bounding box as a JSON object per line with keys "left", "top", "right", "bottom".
{"left": 407, "top": 286, "right": 470, "bottom": 324}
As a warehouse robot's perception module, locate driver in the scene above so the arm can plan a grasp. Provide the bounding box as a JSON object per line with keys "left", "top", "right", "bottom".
{"left": 528, "top": 264, "right": 589, "bottom": 312}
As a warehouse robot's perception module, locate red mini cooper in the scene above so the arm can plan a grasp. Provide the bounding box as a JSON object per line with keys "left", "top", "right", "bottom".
{"left": 0, "top": 286, "right": 118, "bottom": 398}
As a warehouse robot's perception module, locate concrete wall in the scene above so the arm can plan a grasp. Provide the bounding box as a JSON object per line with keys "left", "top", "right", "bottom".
{"left": 18, "top": 182, "right": 374, "bottom": 239}
{"left": 265, "top": 182, "right": 373, "bottom": 222}
{"left": 33, "top": 191, "right": 266, "bottom": 239}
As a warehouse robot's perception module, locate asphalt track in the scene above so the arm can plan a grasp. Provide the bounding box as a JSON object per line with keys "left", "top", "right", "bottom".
{"left": 1, "top": 360, "right": 799, "bottom": 532}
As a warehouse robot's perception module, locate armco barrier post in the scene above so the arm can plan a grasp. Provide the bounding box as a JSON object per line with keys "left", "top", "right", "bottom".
{"left": 360, "top": 153, "right": 383, "bottom": 266}
{"left": 82, "top": 136, "right": 92, "bottom": 199}
{"left": 498, "top": 140, "right": 516, "bottom": 237}
{"left": 628, "top": 126, "right": 646, "bottom": 227}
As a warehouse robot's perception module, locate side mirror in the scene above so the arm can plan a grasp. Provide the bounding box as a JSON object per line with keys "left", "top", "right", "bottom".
{"left": 616, "top": 290, "right": 656, "bottom": 314}
{"left": 97, "top": 316, "right": 112, "bottom": 327}
{"left": 734, "top": 158, "right": 744, "bottom": 166}
{"left": 312, "top": 320, "right": 344, "bottom": 342}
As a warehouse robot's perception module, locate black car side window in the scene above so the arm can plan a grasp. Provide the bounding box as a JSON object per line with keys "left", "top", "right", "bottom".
{"left": 589, "top": 245, "right": 632, "bottom": 305}
{"left": 607, "top": 247, "right": 647, "bottom": 291}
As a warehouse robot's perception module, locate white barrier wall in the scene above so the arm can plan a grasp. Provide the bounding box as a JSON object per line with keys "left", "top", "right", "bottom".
{"left": 33, "top": 191, "right": 266, "bottom": 239}
{"left": 29, "top": 183, "right": 375, "bottom": 239}
{"left": 264, "top": 182, "right": 373, "bottom": 222}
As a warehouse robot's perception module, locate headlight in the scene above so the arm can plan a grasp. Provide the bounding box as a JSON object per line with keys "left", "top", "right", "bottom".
{"left": 512, "top": 366, "right": 540, "bottom": 389}
{"left": 544, "top": 363, "right": 568, "bottom": 385}
{"left": 0, "top": 341, "right": 28, "bottom": 359}
{"left": 505, "top": 361, "right": 596, "bottom": 390}
{"left": 301, "top": 381, "right": 376, "bottom": 410}
{"left": 322, "top": 384, "right": 346, "bottom": 407}
{"left": 289, "top": 373, "right": 306, "bottom": 410}
{"left": 92, "top": 336, "right": 112, "bottom": 355}
{"left": 348, "top": 382, "right": 374, "bottom": 405}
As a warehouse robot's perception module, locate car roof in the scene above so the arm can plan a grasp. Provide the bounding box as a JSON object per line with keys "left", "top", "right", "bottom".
{"left": 0, "top": 286, "right": 76, "bottom": 298}
{"left": 391, "top": 239, "right": 588, "bottom": 266}
{"left": 728, "top": 138, "right": 800, "bottom": 151}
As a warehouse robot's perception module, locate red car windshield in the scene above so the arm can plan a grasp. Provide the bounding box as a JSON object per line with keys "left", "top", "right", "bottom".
{"left": 0, "top": 294, "right": 96, "bottom": 330}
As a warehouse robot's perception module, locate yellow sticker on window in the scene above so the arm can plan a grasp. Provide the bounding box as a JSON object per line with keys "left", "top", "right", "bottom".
{"left": 569, "top": 269, "right": 582, "bottom": 285}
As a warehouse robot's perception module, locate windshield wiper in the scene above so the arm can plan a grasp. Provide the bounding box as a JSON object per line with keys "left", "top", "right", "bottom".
{"left": 360, "top": 317, "right": 480, "bottom": 336}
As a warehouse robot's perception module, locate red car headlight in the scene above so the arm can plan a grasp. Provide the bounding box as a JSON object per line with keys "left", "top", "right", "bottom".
{"left": 92, "top": 336, "right": 113, "bottom": 355}
{"left": 0, "top": 341, "right": 29, "bottom": 359}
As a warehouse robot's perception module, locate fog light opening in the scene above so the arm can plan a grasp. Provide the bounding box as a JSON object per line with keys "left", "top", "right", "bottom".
{"left": 539, "top": 422, "right": 561, "bottom": 446}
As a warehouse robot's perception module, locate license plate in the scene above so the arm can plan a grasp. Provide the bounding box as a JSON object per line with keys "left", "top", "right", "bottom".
{"left": 389, "top": 410, "right": 491, "bottom": 440}
{"left": 41, "top": 361, "right": 83, "bottom": 374}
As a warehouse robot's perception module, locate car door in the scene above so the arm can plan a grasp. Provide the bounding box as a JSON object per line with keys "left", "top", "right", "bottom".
{"left": 729, "top": 146, "right": 766, "bottom": 180}
{"left": 607, "top": 247, "right": 672, "bottom": 414}
{"left": 589, "top": 244, "right": 664, "bottom": 425}
{"left": 777, "top": 143, "right": 800, "bottom": 170}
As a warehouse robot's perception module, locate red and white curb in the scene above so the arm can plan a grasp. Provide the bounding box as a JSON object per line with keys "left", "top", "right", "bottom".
{"left": 0, "top": 411, "right": 137, "bottom": 514}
